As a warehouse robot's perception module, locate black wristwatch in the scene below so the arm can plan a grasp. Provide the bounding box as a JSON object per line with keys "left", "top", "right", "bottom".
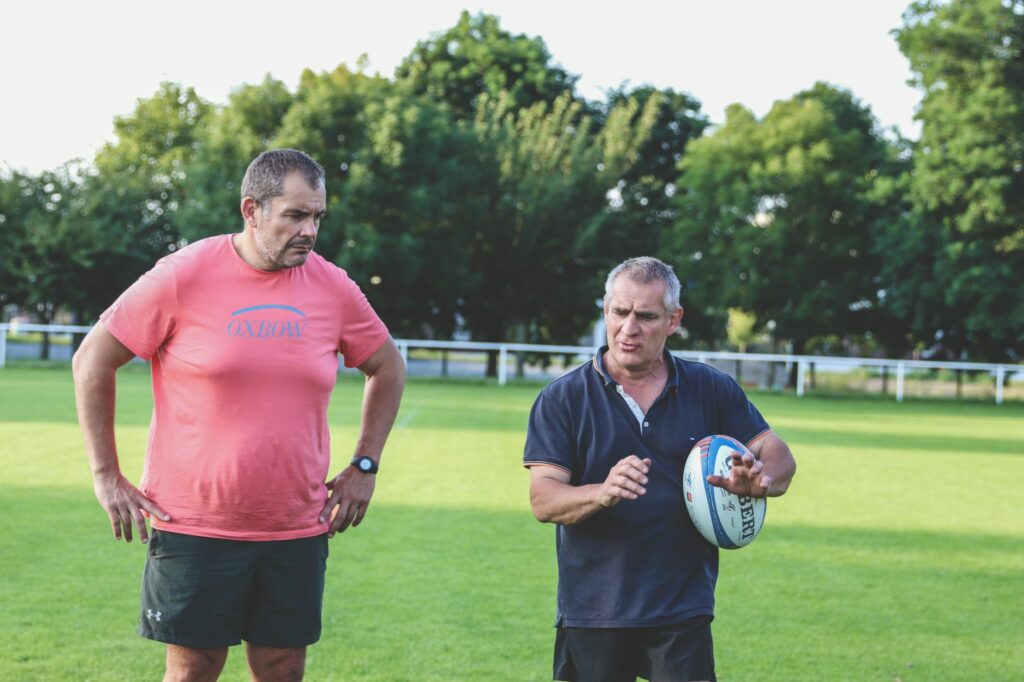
{"left": 350, "top": 456, "right": 379, "bottom": 474}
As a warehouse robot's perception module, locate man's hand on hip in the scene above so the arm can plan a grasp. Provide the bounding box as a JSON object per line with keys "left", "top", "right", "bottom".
{"left": 93, "top": 472, "right": 170, "bottom": 544}
{"left": 321, "top": 468, "right": 376, "bottom": 538}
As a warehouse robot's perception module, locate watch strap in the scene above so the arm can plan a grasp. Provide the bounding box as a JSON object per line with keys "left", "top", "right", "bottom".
{"left": 350, "top": 456, "right": 379, "bottom": 474}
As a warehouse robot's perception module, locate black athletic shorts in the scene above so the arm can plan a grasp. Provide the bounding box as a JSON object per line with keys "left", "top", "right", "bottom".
{"left": 138, "top": 530, "right": 329, "bottom": 649}
{"left": 553, "top": 616, "right": 716, "bottom": 682}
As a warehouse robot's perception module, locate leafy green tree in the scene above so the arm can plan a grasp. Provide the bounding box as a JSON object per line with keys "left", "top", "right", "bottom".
{"left": 273, "top": 65, "right": 395, "bottom": 264}
{"left": 670, "top": 83, "right": 893, "bottom": 364}
{"left": 463, "top": 91, "right": 660, "bottom": 373}
{"left": 92, "top": 81, "right": 210, "bottom": 258}
{"left": 0, "top": 166, "right": 100, "bottom": 354}
{"left": 0, "top": 170, "right": 32, "bottom": 313}
{"left": 180, "top": 75, "right": 294, "bottom": 240}
{"left": 46, "top": 82, "right": 213, "bottom": 330}
{"left": 268, "top": 65, "right": 480, "bottom": 338}
{"left": 587, "top": 85, "right": 708, "bottom": 258}
{"left": 580, "top": 85, "right": 710, "bottom": 345}
{"left": 894, "top": 0, "right": 1024, "bottom": 360}
{"left": 322, "top": 91, "right": 481, "bottom": 339}
{"left": 866, "top": 142, "right": 939, "bottom": 358}
{"left": 396, "top": 11, "right": 579, "bottom": 119}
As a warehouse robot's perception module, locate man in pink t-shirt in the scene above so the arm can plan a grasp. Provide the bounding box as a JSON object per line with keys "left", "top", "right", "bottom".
{"left": 72, "top": 149, "right": 406, "bottom": 681}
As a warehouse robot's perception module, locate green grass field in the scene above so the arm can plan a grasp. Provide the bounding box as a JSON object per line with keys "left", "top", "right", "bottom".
{"left": 2, "top": 365, "right": 1023, "bottom": 681}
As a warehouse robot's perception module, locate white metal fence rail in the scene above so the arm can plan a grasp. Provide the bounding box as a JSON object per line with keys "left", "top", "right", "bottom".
{"left": 2, "top": 322, "right": 1020, "bottom": 404}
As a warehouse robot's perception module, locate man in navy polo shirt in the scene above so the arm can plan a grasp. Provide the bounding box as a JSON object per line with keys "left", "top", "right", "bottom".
{"left": 525, "top": 256, "right": 796, "bottom": 682}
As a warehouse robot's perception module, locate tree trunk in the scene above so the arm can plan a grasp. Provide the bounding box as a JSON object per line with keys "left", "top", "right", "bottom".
{"left": 786, "top": 340, "right": 805, "bottom": 389}
{"left": 768, "top": 340, "right": 779, "bottom": 390}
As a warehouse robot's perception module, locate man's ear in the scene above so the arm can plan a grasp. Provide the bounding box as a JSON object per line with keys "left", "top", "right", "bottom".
{"left": 668, "top": 306, "right": 684, "bottom": 333}
{"left": 240, "top": 196, "right": 260, "bottom": 227}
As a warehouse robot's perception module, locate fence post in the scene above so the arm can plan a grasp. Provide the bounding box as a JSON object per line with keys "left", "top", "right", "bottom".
{"left": 0, "top": 327, "right": 6, "bottom": 369}
{"left": 796, "top": 360, "right": 806, "bottom": 397}
{"left": 896, "top": 362, "right": 905, "bottom": 402}
{"left": 498, "top": 345, "right": 508, "bottom": 386}
{"left": 995, "top": 366, "right": 1005, "bottom": 406}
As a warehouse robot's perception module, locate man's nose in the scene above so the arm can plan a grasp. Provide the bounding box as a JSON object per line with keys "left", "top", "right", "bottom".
{"left": 622, "top": 314, "right": 640, "bottom": 334}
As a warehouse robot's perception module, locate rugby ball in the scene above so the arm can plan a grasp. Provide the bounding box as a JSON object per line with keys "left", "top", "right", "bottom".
{"left": 683, "top": 435, "right": 766, "bottom": 549}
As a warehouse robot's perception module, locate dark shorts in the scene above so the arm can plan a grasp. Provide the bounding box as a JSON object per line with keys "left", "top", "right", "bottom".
{"left": 139, "top": 530, "right": 329, "bottom": 649}
{"left": 553, "top": 617, "right": 716, "bottom": 682}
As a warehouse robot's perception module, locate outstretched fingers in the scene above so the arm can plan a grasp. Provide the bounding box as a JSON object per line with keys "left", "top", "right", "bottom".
{"left": 707, "top": 452, "right": 769, "bottom": 497}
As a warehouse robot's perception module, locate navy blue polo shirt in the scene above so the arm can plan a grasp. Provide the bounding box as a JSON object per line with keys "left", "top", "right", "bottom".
{"left": 524, "top": 346, "right": 770, "bottom": 628}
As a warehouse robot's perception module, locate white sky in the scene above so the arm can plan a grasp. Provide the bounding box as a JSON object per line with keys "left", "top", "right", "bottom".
{"left": 1, "top": 0, "right": 920, "bottom": 174}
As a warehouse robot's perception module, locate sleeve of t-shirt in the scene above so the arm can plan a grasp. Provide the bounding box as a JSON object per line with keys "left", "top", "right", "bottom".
{"left": 337, "top": 274, "right": 390, "bottom": 368}
{"left": 98, "top": 257, "right": 178, "bottom": 360}
{"left": 523, "top": 386, "right": 576, "bottom": 476}
{"left": 715, "top": 373, "right": 771, "bottom": 447}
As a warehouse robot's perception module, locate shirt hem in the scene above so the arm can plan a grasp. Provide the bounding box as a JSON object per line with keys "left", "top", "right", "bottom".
{"left": 746, "top": 428, "right": 773, "bottom": 450}
{"left": 99, "top": 316, "right": 152, "bottom": 361}
{"left": 560, "top": 609, "right": 715, "bottom": 629}
{"left": 342, "top": 330, "right": 391, "bottom": 369}
{"left": 151, "top": 521, "right": 329, "bottom": 542}
{"left": 523, "top": 460, "right": 572, "bottom": 474}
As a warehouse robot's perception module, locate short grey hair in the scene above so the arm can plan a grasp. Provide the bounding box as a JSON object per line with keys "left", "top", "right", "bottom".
{"left": 604, "top": 257, "right": 682, "bottom": 313}
{"left": 241, "top": 149, "right": 325, "bottom": 207}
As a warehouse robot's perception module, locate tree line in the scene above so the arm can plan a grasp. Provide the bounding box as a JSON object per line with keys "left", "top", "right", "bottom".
{"left": 1, "top": 1, "right": 1021, "bottom": 366}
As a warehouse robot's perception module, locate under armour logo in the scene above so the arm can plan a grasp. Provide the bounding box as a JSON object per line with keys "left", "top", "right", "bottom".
{"left": 146, "top": 609, "right": 162, "bottom": 622}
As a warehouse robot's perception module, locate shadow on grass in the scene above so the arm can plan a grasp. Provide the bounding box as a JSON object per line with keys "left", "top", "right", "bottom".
{"left": 716, "top": 522, "right": 1024, "bottom": 681}
{"left": 3, "top": 486, "right": 1022, "bottom": 680}
{"left": 0, "top": 487, "right": 554, "bottom": 682}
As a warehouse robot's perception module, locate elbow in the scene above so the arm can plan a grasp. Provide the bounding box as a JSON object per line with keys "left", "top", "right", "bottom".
{"left": 71, "top": 344, "right": 88, "bottom": 382}
{"left": 375, "top": 354, "right": 407, "bottom": 389}
{"left": 529, "top": 492, "right": 561, "bottom": 524}
{"left": 530, "top": 499, "right": 577, "bottom": 526}
{"left": 530, "top": 499, "right": 553, "bottom": 524}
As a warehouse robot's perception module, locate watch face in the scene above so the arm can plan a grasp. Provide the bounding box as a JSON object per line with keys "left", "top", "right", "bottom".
{"left": 352, "top": 456, "right": 377, "bottom": 473}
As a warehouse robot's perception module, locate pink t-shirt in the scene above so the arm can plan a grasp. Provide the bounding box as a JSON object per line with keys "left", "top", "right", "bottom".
{"left": 100, "top": 235, "right": 390, "bottom": 540}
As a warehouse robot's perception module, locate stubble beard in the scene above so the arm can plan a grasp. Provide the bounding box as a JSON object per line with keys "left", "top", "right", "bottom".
{"left": 254, "top": 231, "right": 314, "bottom": 270}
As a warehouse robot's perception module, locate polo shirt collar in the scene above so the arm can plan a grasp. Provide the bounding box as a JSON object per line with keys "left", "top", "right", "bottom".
{"left": 592, "top": 345, "right": 680, "bottom": 392}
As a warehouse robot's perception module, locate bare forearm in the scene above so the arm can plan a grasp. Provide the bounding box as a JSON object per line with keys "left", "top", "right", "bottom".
{"left": 755, "top": 434, "right": 796, "bottom": 497}
{"left": 353, "top": 360, "right": 406, "bottom": 461}
{"left": 72, "top": 324, "right": 168, "bottom": 541}
{"left": 530, "top": 456, "right": 650, "bottom": 524}
{"left": 72, "top": 353, "right": 123, "bottom": 481}
{"left": 530, "top": 477, "right": 606, "bottom": 525}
